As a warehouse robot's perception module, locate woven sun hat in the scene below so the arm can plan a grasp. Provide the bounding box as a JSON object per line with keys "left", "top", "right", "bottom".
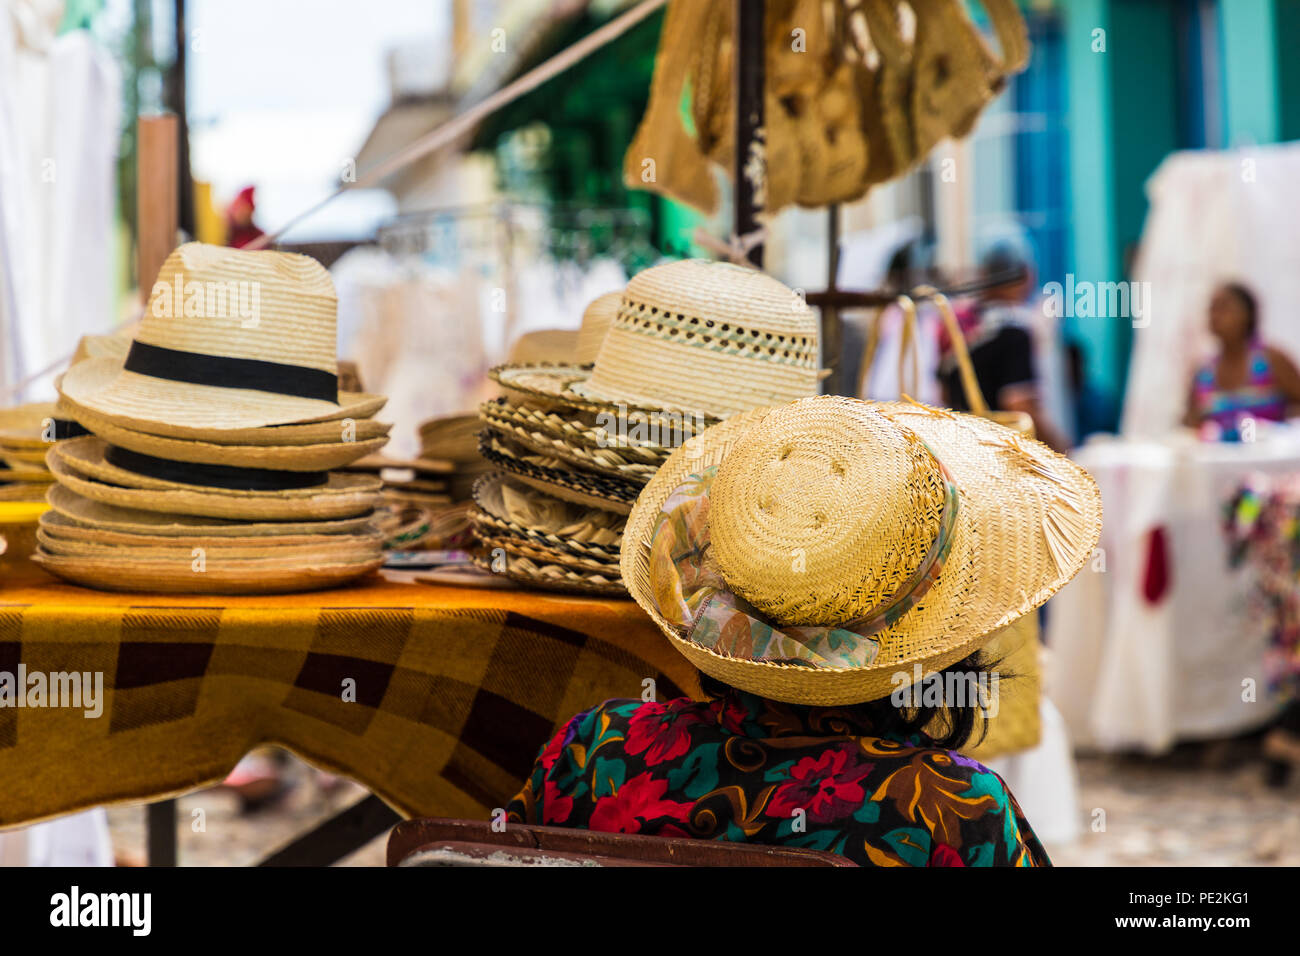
{"left": 470, "top": 550, "right": 625, "bottom": 597}
{"left": 44, "top": 483, "right": 374, "bottom": 537}
{"left": 32, "top": 548, "right": 385, "bottom": 595}
{"left": 61, "top": 397, "right": 391, "bottom": 448}
{"left": 568, "top": 259, "right": 820, "bottom": 418}
{"left": 471, "top": 472, "right": 624, "bottom": 558}
{"left": 507, "top": 329, "right": 580, "bottom": 366}
{"left": 418, "top": 413, "right": 483, "bottom": 463}
{"left": 622, "top": 395, "right": 1102, "bottom": 706}
{"left": 574, "top": 290, "right": 623, "bottom": 365}
{"left": 0, "top": 401, "right": 87, "bottom": 449}
{"left": 48, "top": 439, "right": 381, "bottom": 522}
{"left": 57, "top": 242, "right": 386, "bottom": 436}
{"left": 478, "top": 430, "right": 641, "bottom": 514}
{"left": 38, "top": 508, "right": 379, "bottom": 551}
{"left": 69, "top": 412, "right": 389, "bottom": 472}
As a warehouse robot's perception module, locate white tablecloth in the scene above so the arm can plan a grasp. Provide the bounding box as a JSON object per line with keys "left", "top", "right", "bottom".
{"left": 1047, "top": 431, "right": 1297, "bottom": 752}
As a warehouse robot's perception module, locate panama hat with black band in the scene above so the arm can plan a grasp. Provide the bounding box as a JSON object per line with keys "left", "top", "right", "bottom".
{"left": 58, "top": 243, "right": 386, "bottom": 437}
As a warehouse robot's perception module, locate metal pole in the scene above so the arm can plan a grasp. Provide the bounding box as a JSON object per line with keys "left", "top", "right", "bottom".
{"left": 822, "top": 204, "right": 842, "bottom": 394}
{"left": 734, "top": 0, "right": 765, "bottom": 267}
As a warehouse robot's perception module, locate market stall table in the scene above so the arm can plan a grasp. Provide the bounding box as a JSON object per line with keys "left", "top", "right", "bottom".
{"left": 1046, "top": 431, "right": 1299, "bottom": 752}
{"left": 0, "top": 565, "right": 700, "bottom": 861}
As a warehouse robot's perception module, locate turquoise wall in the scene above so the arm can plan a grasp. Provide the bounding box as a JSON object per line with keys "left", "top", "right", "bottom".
{"left": 1061, "top": 0, "right": 1297, "bottom": 424}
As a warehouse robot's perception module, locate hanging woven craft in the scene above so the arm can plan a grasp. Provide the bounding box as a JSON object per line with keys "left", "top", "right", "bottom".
{"left": 623, "top": 0, "right": 1030, "bottom": 215}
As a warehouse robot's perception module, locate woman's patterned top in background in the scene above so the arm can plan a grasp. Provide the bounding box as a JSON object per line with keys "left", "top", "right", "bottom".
{"left": 1193, "top": 344, "right": 1287, "bottom": 441}
{"left": 506, "top": 687, "right": 1050, "bottom": 867}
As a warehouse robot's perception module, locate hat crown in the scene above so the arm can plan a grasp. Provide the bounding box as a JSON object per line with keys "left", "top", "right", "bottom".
{"left": 138, "top": 243, "right": 338, "bottom": 374}
{"left": 708, "top": 397, "right": 949, "bottom": 628}
{"left": 579, "top": 259, "right": 819, "bottom": 417}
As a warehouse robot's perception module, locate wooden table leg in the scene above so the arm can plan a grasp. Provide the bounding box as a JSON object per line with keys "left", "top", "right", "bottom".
{"left": 147, "top": 798, "right": 177, "bottom": 866}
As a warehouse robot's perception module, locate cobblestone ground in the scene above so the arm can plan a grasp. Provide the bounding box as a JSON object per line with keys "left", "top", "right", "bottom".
{"left": 106, "top": 748, "right": 1300, "bottom": 867}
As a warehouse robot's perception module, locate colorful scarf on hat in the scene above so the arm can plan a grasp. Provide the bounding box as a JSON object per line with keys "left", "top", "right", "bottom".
{"left": 647, "top": 463, "right": 960, "bottom": 668}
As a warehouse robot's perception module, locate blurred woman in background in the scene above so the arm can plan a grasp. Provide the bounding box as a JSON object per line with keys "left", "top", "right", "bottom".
{"left": 1185, "top": 283, "right": 1300, "bottom": 441}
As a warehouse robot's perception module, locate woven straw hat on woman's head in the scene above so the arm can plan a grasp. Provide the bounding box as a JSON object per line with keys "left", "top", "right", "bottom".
{"left": 571, "top": 260, "right": 819, "bottom": 419}
{"left": 622, "top": 395, "right": 1101, "bottom": 706}
{"left": 58, "top": 242, "right": 384, "bottom": 435}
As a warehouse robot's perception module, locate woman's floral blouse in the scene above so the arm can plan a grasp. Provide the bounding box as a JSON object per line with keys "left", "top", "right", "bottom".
{"left": 506, "top": 687, "right": 1050, "bottom": 867}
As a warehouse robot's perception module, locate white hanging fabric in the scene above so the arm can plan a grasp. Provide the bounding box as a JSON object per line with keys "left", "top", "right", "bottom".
{"left": 0, "top": 0, "right": 120, "bottom": 400}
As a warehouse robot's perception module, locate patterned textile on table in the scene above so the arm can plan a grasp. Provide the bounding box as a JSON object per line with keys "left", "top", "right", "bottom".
{"left": 0, "top": 574, "right": 699, "bottom": 828}
{"left": 506, "top": 686, "right": 1050, "bottom": 867}
{"left": 1225, "top": 475, "right": 1300, "bottom": 699}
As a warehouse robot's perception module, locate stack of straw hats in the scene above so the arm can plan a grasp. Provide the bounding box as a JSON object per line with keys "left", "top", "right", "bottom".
{"left": 0, "top": 403, "right": 87, "bottom": 501}
{"left": 37, "top": 242, "right": 392, "bottom": 594}
{"left": 475, "top": 259, "right": 820, "bottom": 595}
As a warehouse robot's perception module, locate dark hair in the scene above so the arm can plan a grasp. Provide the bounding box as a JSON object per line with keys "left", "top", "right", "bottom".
{"left": 699, "top": 649, "right": 1011, "bottom": 751}
{"left": 1220, "top": 282, "right": 1259, "bottom": 338}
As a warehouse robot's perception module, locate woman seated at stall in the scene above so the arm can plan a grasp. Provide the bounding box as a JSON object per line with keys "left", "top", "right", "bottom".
{"left": 506, "top": 396, "right": 1101, "bottom": 867}
{"left": 1185, "top": 283, "right": 1300, "bottom": 441}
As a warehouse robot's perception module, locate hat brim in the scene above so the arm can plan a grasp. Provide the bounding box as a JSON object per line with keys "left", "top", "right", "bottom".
{"left": 45, "top": 483, "right": 375, "bottom": 536}
{"left": 59, "top": 357, "right": 386, "bottom": 435}
{"left": 621, "top": 400, "right": 1102, "bottom": 706}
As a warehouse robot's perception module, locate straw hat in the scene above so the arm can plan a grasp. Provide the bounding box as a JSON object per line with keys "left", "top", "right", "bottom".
{"left": 478, "top": 431, "right": 640, "bottom": 514}
{"left": 44, "top": 483, "right": 375, "bottom": 537}
{"left": 621, "top": 396, "right": 1102, "bottom": 706}
{"left": 32, "top": 549, "right": 385, "bottom": 595}
{"left": 574, "top": 290, "right": 622, "bottom": 365}
{"left": 74, "top": 413, "right": 389, "bottom": 471}
{"left": 58, "top": 242, "right": 385, "bottom": 434}
{"left": 61, "top": 398, "right": 391, "bottom": 447}
{"left": 0, "top": 402, "right": 60, "bottom": 448}
{"left": 470, "top": 473, "right": 623, "bottom": 560}
{"left": 570, "top": 260, "right": 820, "bottom": 418}
{"left": 487, "top": 261, "right": 817, "bottom": 421}
{"left": 418, "top": 413, "right": 483, "bottom": 463}
{"left": 47, "top": 441, "right": 380, "bottom": 521}
{"left": 470, "top": 550, "right": 624, "bottom": 596}
{"left": 38, "top": 508, "right": 379, "bottom": 551}
{"left": 507, "top": 329, "right": 580, "bottom": 366}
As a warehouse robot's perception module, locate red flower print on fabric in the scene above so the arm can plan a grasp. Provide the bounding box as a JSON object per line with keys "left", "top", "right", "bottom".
{"left": 589, "top": 772, "right": 694, "bottom": 833}
{"left": 768, "top": 746, "right": 873, "bottom": 823}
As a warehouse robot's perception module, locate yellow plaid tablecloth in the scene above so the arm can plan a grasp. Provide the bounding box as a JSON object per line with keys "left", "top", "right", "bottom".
{"left": 0, "top": 568, "right": 700, "bottom": 828}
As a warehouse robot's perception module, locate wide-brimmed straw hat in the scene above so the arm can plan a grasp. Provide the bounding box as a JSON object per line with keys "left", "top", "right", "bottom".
{"left": 71, "top": 412, "right": 389, "bottom": 472}
{"left": 478, "top": 431, "right": 640, "bottom": 514}
{"left": 61, "top": 398, "right": 391, "bottom": 448}
{"left": 48, "top": 439, "right": 380, "bottom": 521}
{"left": 32, "top": 549, "right": 384, "bottom": 595}
{"left": 58, "top": 242, "right": 385, "bottom": 434}
{"left": 38, "top": 508, "right": 378, "bottom": 551}
{"left": 470, "top": 472, "right": 623, "bottom": 561}
{"left": 621, "top": 396, "right": 1102, "bottom": 706}
{"left": 44, "top": 483, "right": 375, "bottom": 537}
